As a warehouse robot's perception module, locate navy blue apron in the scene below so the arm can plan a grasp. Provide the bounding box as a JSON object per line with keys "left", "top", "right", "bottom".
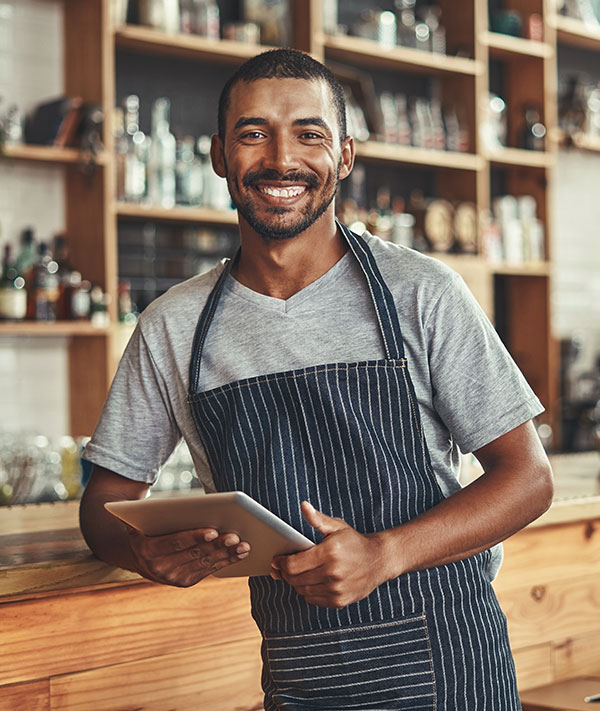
{"left": 188, "top": 224, "right": 521, "bottom": 710}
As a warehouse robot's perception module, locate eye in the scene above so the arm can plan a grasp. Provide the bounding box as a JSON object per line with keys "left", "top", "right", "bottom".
{"left": 239, "top": 130, "right": 266, "bottom": 141}
{"left": 301, "top": 131, "right": 322, "bottom": 139}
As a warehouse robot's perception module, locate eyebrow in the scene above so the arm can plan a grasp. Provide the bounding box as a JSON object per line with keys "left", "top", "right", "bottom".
{"left": 232, "top": 116, "right": 332, "bottom": 132}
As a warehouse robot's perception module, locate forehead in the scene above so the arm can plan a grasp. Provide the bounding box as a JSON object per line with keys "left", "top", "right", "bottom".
{"left": 226, "top": 77, "right": 338, "bottom": 135}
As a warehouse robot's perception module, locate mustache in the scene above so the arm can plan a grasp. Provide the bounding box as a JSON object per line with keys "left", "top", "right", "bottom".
{"left": 242, "top": 169, "right": 320, "bottom": 190}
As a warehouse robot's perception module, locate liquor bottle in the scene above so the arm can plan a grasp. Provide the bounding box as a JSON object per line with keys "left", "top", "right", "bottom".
{"left": 430, "top": 98, "right": 447, "bottom": 150}
{"left": 69, "top": 274, "right": 92, "bottom": 320}
{"left": 15, "top": 227, "right": 36, "bottom": 279}
{"left": 53, "top": 234, "right": 74, "bottom": 320}
{"left": 521, "top": 106, "right": 546, "bottom": 151}
{"left": 138, "top": 0, "right": 180, "bottom": 34}
{"left": 114, "top": 107, "right": 127, "bottom": 201}
{"left": 422, "top": 6, "right": 446, "bottom": 54}
{"left": 176, "top": 136, "right": 203, "bottom": 205}
{"left": 121, "top": 95, "right": 148, "bottom": 203}
{"left": 26, "top": 242, "right": 60, "bottom": 321}
{"left": 194, "top": 0, "right": 220, "bottom": 38}
{"left": 395, "top": 0, "right": 417, "bottom": 48}
{"left": 148, "top": 98, "right": 176, "bottom": 208}
{"left": 395, "top": 94, "right": 412, "bottom": 146}
{"left": 0, "top": 244, "right": 27, "bottom": 321}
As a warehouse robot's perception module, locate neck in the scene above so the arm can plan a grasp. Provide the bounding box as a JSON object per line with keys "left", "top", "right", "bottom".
{"left": 231, "top": 211, "right": 348, "bottom": 300}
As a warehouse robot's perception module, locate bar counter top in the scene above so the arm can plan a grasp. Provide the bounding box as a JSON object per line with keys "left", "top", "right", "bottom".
{"left": 1, "top": 451, "right": 598, "bottom": 602}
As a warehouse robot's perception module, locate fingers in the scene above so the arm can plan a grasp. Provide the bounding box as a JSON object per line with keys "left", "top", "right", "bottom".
{"left": 128, "top": 529, "right": 250, "bottom": 586}
{"left": 301, "top": 501, "right": 349, "bottom": 536}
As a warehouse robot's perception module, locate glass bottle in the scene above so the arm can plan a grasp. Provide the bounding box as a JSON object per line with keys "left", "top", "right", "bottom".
{"left": 15, "top": 227, "right": 37, "bottom": 280}
{"left": 0, "top": 244, "right": 27, "bottom": 321}
{"left": 395, "top": 0, "right": 416, "bottom": 48}
{"left": 194, "top": 0, "right": 220, "bottom": 38}
{"left": 148, "top": 98, "right": 176, "bottom": 208}
{"left": 122, "top": 95, "right": 148, "bottom": 203}
{"left": 26, "top": 242, "right": 60, "bottom": 321}
{"left": 53, "top": 234, "right": 74, "bottom": 320}
{"left": 521, "top": 106, "right": 547, "bottom": 151}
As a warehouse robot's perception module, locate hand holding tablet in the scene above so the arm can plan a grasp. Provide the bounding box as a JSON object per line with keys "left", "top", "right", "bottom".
{"left": 105, "top": 491, "right": 314, "bottom": 578}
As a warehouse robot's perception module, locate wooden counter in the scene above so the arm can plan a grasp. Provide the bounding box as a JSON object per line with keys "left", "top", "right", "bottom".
{"left": 0, "top": 501, "right": 263, "bottom": 711}
{"left": 0, "top": 451, "right": 598, "bottom": 709}
{"left": 493, "top": 451, "right": 600, "bottom": 692}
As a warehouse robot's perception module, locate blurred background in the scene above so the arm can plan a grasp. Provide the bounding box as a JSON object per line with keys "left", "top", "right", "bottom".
{"left": 0, "top": 0, "right": 599, "bottom": 505}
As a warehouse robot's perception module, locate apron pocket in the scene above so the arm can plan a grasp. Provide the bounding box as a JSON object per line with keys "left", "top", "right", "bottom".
{"left": 264, "top": 614, "right": 436, "bottom": 710}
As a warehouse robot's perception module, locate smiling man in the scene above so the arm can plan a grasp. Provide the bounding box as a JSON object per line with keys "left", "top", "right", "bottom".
{"left": 81, "top": 49, "right": 553, "bottom": 710}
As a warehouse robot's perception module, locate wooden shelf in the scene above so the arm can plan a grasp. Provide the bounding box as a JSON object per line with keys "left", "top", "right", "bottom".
{"left": 323, "top": 34, "right": 482, "bottom": 76}
{"left": 355, "top": 141, "right": 483, "bottom": 171}
{"left": 0, "top": 322, "right": 110, "bottom": 336}
{"left": 0, "top": 143, "right": 107, "bottom": 166}
{"left": 555, "top": 129, "right": 600, "bottom": 153}
{"left": 481, "top": 32, "right": 553, "bottom": 59}
{"left": 484, "top": 147, "right": 554, "bottom": 169}
{"left": 491, "top": 262, "right": 551, "bottom": 277}
{"left": 115, "top": 202, "right": 238, "bottom": 225}
{"left": 114, "top": 24, "right": 272, "bottom": 64}
{"left": 550, "top": 14, "right": 600, "bottom": 51}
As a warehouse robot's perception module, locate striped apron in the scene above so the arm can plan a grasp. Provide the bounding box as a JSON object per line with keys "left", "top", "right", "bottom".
{"left": 187, "top": 224, "right": 521, "bottom": 710}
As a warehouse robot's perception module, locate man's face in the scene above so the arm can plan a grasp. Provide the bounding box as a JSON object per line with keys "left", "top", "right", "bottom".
{"left": 212, "top": 77, "right": 353, "bottom": 241}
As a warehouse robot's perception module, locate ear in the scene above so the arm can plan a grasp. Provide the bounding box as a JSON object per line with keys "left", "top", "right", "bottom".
{"left": 338, "top": 135, "right": 355, "bottom": 181}
{"left": 210, "top": 134, "right": 227, "bottom": 178}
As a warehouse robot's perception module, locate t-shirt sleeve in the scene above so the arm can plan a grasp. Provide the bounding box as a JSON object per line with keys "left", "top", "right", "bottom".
{"left": 426, "top": 272, "right": 544, "bottom": 454}
{"left": 82, "top": 324, "right": 180, "bottom": 483}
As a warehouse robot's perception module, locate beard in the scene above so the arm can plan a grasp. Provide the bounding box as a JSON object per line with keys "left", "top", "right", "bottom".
{"left": 225, "top": 160, "right": 342, "bottom": 241}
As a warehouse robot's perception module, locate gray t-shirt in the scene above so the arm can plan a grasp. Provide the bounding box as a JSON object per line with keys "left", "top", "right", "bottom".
{"left": 84, "top": 232, "right": 543, "bottom": 578}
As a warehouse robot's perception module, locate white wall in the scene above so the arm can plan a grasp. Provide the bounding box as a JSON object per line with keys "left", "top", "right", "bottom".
{"left": 0, "top": 0, "right": 69, "bottom": 439}
{"left": 551, "top": 149, "right": 600, "bottom": 373}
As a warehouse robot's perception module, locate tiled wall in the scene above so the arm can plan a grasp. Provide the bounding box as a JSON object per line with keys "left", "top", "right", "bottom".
{"left": 0, "top": 0, "right": 68, "bottom": 439}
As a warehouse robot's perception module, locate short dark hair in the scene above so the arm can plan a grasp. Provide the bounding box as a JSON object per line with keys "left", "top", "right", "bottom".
{"left": 217, "top": 48, "right": 347, "bottom": 144}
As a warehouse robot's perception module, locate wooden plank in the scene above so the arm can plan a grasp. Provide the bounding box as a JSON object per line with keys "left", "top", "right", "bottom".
{"left": 68, "top": 335, "right": 111, "bottom": 437}
{"left": 0, "top": 679, "right": 49, "bottom": 711}
{"left": 552, "top": 633, "right": 600, "bottom": 682}
{"left": 114, "top": 25, "right": 268, "bottom": 65}
{"left": 0, "top": 322, "right": 109, "bottom": 336}
{"left": 115, "top": 202, "right": 238, "bottom": 225}
{"left": 0, "top": 144, "right": 107, "bottom": 165}
{"left": 512, "top": 643, "right": 554, "bottom": 692}
{"left": 494, "top": 519, "right": 600, "bottom": 593}
{"left": 0, "top": 502, "right": 80, "bottom": 536}
{"left": 324, "top": 34, "right": 483, "bottom": 76}
{"left": 50, "top": 637, "right": 263, "bottom": 711}
{"left": 0, "top": 577, "right": 257, "bottom": 685}
{"left": 495, "top": 575, "right": 600, "bottom": 650}
{"left": 354, "top": 141, "right": 484, "bottom": 171}
{"left": 520, "top": 676, "right": 600, "bottom": 711}
{"left": 481, "top": 32, "right": 553, "bottom": 59}
{"left": 552, "top": 14, "right": 600, "bottom": 51}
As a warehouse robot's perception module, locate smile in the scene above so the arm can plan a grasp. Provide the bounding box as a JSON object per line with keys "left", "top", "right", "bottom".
{"left": 257, "top": 185, "right": 307, "bottom": 198}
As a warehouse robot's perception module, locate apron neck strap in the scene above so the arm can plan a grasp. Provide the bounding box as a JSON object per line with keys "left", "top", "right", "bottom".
{"left": 189, "top": 224, "right": 406, "bottom": 394}
{"left": 336, "top": 220, "right": 406, "bottom": 362}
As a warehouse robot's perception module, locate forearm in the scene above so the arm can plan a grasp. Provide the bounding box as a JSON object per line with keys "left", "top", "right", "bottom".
{"left": 378, "top": 442, "right": 554, "bottom": 580}
{"left": 79, "top": 483, "right": 145, "bottom": 573}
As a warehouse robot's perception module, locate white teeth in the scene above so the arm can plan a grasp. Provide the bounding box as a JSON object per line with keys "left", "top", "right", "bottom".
{"left": 259, "top": 185, "right": 306, "bottom": 198}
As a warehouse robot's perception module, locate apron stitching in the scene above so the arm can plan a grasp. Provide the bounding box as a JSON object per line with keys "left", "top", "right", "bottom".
{"left": 264, "top": 614, "right": 426, "bottom": 639}
{"left": 422, "top": 612, "right": 438, "bottom": 711}
{"left": 187, "top": 361, "right": 408, "bottom": 401}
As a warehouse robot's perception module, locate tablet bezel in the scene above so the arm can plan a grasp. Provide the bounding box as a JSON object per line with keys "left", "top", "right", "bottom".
{"left": 104, "top": 491, "right": 315, "bottom": 578}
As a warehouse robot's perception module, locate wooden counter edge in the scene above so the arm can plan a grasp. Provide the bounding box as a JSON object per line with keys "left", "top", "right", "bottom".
{"left": 526, "top": 495, "right": 600, "bottom": 528}
{"left": 0, "top": 553, "right": 142, "bottom": 602}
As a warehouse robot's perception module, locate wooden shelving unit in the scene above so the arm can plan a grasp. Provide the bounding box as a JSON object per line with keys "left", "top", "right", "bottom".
{"left": 481, "top": 31, "right": 553, "bottom": 59}
{"left": 115, "top": 202, "right": 238, "bottom": 225}
{"left": 114, "top": 24, "right": 272, "bottom": 64}
{"left": 323, "top": 34, "right": 483, "bottom": 76}
{"left": 555, "top": 129, "right": 600, "bottom": 152}
{"left": 2, "top": 0, "right": 567, "bottom": 441}
{"left": 484, "top": 147, "right": 555, "bottom": 168}
{"left": 354, "top": 141, "right": 484, "bottom": 171}
{"left": 1, "top": 143, "right": 107, "bottom": 165}
{"left": 550, "top": 14, "right": 600, "bottom": 50}
{"left": 0, "top": 322, "right": 110, "bottom": 336}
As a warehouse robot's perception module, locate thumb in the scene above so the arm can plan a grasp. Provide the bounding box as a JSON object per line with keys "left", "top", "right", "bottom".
{"left": 301, "top": 501, "right": 349, "bottom": 536}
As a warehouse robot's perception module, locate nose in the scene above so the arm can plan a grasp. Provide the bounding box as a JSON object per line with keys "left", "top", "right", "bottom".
{"left": 261, "top": 132, "right": 300, "bottom": 174}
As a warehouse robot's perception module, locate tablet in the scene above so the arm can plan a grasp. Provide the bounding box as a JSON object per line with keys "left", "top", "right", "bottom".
{"left": 104, "top": 491, "right": 315, "bottom": 578}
